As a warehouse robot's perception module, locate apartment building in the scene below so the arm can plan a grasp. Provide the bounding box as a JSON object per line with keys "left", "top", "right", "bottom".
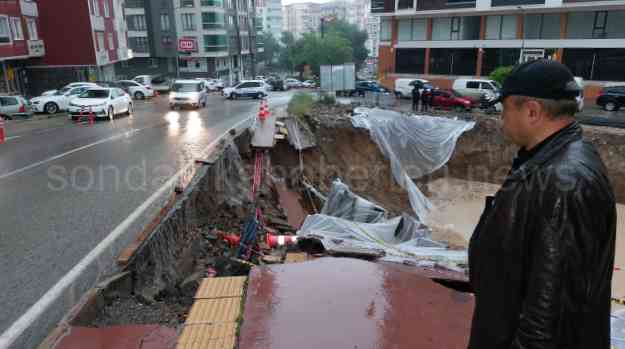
{"left": 257, "top": 0, "right": 283, "bottom": 40}
{"left": 27, "top": 0, "right": 130, "bottom": 95}
{"left": 0, "top": 0, "right": 44, "bottom": 95}
{"left": 115, "top": 0, "right": 178, "bottom": 79}
{"left": 173, "top": 0, "right": 257, "bottom": 84}
{"left": 283, "top": 2, "right": 321, "bottom": 38}
{"left": 373, "top": 0, "right": 625, "bottom": 98}
{"left": 366, "top": 15, "right": 380, "bottom": 57}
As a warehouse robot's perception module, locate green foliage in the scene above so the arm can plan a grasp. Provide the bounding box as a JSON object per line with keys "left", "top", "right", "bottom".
{"left": 318, "top": 92, "right": 336, "bottom": 105}
{"left": 259, "top": 32, "right": 280, "bottom": 67}
{"left": 323, "top": 19, "right": 369, "bottom": 70}
{"left": 489, "top": 66, "right": 514, "bottom": 85}
{"left": 287, "top": 93, "right": 315, "bottom": 117}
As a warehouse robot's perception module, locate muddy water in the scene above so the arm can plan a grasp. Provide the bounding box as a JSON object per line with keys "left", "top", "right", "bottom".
{"left": 238, "top": 258, "right": 473, "bottom": 349}
{"left": 426, "top": 178, "right": 625, "bottom": 308}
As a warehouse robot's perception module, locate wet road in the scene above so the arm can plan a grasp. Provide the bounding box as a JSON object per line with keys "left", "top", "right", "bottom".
{"left": 0, "top": 92, "right": 293, "bottom": 345}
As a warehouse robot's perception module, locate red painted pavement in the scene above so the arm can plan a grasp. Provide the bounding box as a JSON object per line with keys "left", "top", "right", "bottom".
{"left": 54, "top": 325, "right": 177, "bottom": 349}
{"left": 239, "top": 257, "right": 474, "bottom": 349}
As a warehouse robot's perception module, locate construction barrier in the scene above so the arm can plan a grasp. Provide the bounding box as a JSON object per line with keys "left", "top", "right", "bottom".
{"left": 363, "top": 91, "right": 399, "bottom": 109}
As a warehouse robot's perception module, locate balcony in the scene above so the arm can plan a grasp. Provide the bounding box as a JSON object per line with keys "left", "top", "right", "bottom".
{"left": 20, "top": 0, "right": 38, "bottom": 17}
{"left": 97, "top": 50, "right": 110, "bottom": 66}
{"left": 91, "top": 15, "right": 105, "bottom": 31}
{"left": 27, "top": 39, "right": 44, "bottom": 57}
{"left": 125, "top": 0, "right": 145, "bottom": 8}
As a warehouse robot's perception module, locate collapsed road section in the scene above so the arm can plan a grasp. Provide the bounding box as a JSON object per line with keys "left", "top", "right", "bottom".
{"left": 36, "top": 95, "right": 625, "bottom": 349}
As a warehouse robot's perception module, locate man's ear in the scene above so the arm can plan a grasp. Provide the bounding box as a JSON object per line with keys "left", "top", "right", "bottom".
{"left": 525, "top": 99, "right": 543, "bottom": 125}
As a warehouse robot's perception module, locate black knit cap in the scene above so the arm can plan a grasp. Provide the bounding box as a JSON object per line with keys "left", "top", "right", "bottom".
{"left": 501, "top": 59, "right": 580, "bottom": 101}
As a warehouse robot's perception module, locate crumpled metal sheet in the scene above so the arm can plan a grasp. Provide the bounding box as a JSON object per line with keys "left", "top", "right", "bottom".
{"left": 285, "top": 117, "right": 316, "bottom": 150}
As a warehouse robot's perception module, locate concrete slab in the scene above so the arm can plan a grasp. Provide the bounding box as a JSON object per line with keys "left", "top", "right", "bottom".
{"left": 251, "top": 113, "right": 277, "bottom": 148}
{"left": 53, "top": 325, "right": 176, "bottom": 349}
{"left": 194, "top": 276, "right": 247, "bottom": 299}
{"left": 177, "top": 323, "right": 236, "bottom": 349}
{"left": 239, "top": 257, "right": 474, "bottom": 349}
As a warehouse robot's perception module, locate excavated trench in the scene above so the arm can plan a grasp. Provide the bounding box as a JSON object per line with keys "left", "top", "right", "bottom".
{"left": 62, "top": 101, "right": 625, "bottom": 341}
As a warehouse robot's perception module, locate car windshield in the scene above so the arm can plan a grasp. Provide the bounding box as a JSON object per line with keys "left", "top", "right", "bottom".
{"left": 79, "top": 90, "right": 109, "bottom": 99}
{"left": 55, "top": 88, "right": 71, "bottom": 95}
{"left": 173, "top": 83, "right": 202, "bottom": 92}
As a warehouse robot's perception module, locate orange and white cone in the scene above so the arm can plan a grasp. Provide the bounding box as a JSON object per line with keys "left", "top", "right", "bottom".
{"left": 0, "top": 116, "right": 5, "bottom": 144}
{"left": 266, "top": 233, "right": 298, "bottom": 249}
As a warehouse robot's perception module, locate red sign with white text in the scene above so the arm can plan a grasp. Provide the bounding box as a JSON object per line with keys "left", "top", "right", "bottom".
{"left": 178, "top": 38, "right": 198, "bottom": 52}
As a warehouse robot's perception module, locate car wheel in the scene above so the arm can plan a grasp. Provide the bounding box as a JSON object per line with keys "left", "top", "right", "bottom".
{"left": 44, "top": 102, "right": 59, "bottom": 114}
{"left": 256, "top": 92, "right": 262, "bottom": 99}
{"left": 134, "top": 91, "right": 145, "bottom": 100}
{"left": 605, "top": 102, "right": 618, "bottom": 112}
{"left": 108, "top": 107, "right": 114, "bottom": 120}
{"left": 232, "top": 93, "right": 238, "bottom": 100}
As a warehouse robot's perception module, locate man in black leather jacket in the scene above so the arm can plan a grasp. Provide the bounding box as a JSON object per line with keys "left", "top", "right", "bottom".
{"left": 468, "top": 60, "right": 616, "bottom": 349}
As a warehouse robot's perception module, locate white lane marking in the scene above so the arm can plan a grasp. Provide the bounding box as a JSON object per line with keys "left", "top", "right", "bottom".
{"left": 3, "top": 136, "right": 22, "bottom": 141}
{"left": 0, "top": 129, "right": 139, "bottom": 180}
{"left": 0, "top": 115, "right": 251, "bottom": 349}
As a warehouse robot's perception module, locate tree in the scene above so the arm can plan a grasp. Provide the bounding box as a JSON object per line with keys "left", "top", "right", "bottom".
{"left": 259, "top": 32, "right": 280, "bottom": 68}
{"left": 291, "top": 33, "right": 353, "bottom": 76}
{"left": 489, "top": 66, "right": 514, "bottom": 85}
{"left": 278, "top": 31, "right": 297, "bottom": 74}
{"left": 323, "top": 19, "right": 369, "bottom": 70}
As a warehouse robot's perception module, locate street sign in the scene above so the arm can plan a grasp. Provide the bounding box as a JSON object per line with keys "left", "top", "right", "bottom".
{"left": 178, "top": 38, "right": 198, "bottom": 52}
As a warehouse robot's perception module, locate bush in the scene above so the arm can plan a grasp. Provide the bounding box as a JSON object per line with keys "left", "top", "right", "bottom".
{"left": 287, "top": 93, "right": 315, "bottom": 117}
{"left": 489, "top": 66, "right": 514, "bottom": 85}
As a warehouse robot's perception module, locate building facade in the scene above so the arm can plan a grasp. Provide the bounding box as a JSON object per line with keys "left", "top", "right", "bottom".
{"left": 257, "top": 0, "right": 282, "bottom": 40}
{"left": 373, "top": 0, "right": 625, "bottom": 98}
{"left": 27, "top": 0, "right": 130, "bottom": 95}
{"left": 115, "top": 0, "right": 178, "bottom": 79}
{"left": 366, "top": 15, "right": 380, "bottom": 57}
{"left": 0, "top": 0, "right": 45, "bottom": 95}
{"left": 283, "top": 2, "right": 320, "bottom": 39}
{"left": 173, "top": 0, "right": 257, "bottom": 84}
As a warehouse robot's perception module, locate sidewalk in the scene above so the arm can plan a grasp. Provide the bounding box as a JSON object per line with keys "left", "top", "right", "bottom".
{"left": 4, "top": 114, "right": 71, "bottom": 139}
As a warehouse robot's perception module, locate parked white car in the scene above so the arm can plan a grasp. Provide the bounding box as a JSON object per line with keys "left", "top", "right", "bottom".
{"left": 169, "top": 80, "right": 208, "bottom": 109}
{"left": 452, "top": 78, "right": 501, "bottom": 99}
{"left": 302, "top": 80, "right": 316, "bottom": 88}
{"left": 133, "top": 75, "right": 171, "bottom": 92}
{"left": 394, "top": 78, "right": 431, "bottom": 98}
{"left": 116, "top": 80, "right": 155, "bottom": 99}
{"left": 0, "top": 95, "right": 32, "bottom": 119}
{"left": 284, "top": 78, "right": 302, "bottom": 89}
{"left": 68, "top": 87, "right": 133, "bottom": 120}
{"left": 222, "top": 80, "right": 268, "bottom": 99}
{"left": 41, "top": 82, "right": 99, "bottom": 97}
{"left": 31, "top": 86, "right": 92, "bottom": 114}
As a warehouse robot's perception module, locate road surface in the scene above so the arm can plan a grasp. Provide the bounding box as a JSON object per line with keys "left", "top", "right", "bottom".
{"left": 0, "top": 92, "right": 292, "bottom": 348}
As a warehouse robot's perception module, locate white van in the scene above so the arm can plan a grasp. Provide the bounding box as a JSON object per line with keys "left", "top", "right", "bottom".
{"left": 453, "top": 79, "right": 501, "bottom": 99}
{"left": 394, "top": 78, "right": 431, "bottom": 98}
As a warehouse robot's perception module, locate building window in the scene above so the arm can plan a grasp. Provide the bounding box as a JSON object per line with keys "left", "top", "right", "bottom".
{"left": 121, "top": 60, "right": 129, "bottom": 68}
{"left": 10, "top": 18, "right": 23, "bottom": 40}
{"left": 108, "top": 33, "right": 115, "bottom": 49}
{"left": 202, "top": 12, "right": 225, "bottom": 29}
{"left": 486, "top": 15, "right": 516, "bottom": 40}
{"left": 397, "top": 0, "right": 413, "bottom": 10}
{"left": 182, "top": 13, "right": 196, "bottom": 30}
{"left": 0, "top": 17, "right": 10, "bottom": 43}
{"left": 128, "top": 15, "right": 147, "bottom": 31}
{"left": 103, "top": 0, "right": 110, "bottom": 17}
{"left": 126, "top": 0, "right": 145, "bottom": 8}
{"left": 179, "top": 59, "right": 188, "bottom": 68}
{"left": 201, "top": 0, "right": 223, "bottom": 6}
{"left": 162, "top": 35, "right": 173, "bottom": 46}
{"left": 181, "top": 0, "right": 195, "bottom": 7}
{"left": 398, "top": 18, "right": 426, "bottom": 41}
{"left": 150, "top": 58, "right": 159, "bottom": 67}
{"left": 128, "top": 36, "right": 148, "bottom": 52}
{"left": 524, "top": 14, "right": 560, "bottom": 40}
{"left": 96, "top": 31, "right": 105, "bottom": 51}
{"left": 567, "top": 11, "right": 625, "bottom": 39}
{"left": 380, "top": 18, "right": 391, "bottom": 41}
{"left": 90, "top": 0, "right": 100, "bottom": 16}
{"left": 161, "top": 13, "right": 171, "bottom": 31}
{"left": 204, "top": 34, "right": 227, "bottom": 51}
{"left": 26, "top": 17, "right": 37, "bottom": 40}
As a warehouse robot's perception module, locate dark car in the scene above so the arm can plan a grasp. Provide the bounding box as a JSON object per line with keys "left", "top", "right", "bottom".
{"left": 430, "top": 89, "right": 477, "bottom": 111}
{"left": 350, "top": 81, "right": 389, "bottom": 97}
{"left": 266, "top": 78, "right": 287, "bottom": 91}
{"left": 596, "top": 85, "right": 625, "bottom": 111}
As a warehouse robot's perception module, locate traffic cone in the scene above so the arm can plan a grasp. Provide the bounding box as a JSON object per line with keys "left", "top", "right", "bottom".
{"left": 221, "top": 234, "right": 241, "bottom": 247}
{"left": 0, "top": 116, "right": 5, "bottom": 144}
{"left": 258, "top": 109, "right": 267, "bottom": 122}
{"left": 266, "top": 233, "right": 298, "bottom": 249}
{"left": 88, "top": 107, "right": 95, "bottom": 126}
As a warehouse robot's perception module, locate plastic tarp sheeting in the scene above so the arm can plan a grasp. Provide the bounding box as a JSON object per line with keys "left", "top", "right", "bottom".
{"left": 298, "top": 179, "right": 467, "bottom": 267}
{"left": 613, "top": 308, "right": 625, "bottom": 348}
{"left": 351, "top": 108, "right": 475, "bottom": 221}
{"left": 321, "top": 179, "right": 387, "bottom": 223}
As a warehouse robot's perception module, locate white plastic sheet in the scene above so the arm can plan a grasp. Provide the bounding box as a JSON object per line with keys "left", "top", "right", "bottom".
{"left": 351, "top": 108, "right": 475, "bottom": 221}
{"left": 613, "top": 308, "right": 625, "bottom": 348}
{"left": 321, "top": 179, "right": 387, "bottom": 223}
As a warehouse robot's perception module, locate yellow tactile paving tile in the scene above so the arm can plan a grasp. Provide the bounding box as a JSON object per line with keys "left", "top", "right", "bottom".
{"left": 285, "top": 252, "right": 309, "bottom": 263}
{"left": 185, "top": 298, "right": 242, "bottom": 324}
{"left": 177, "top": 323, "right": 236, "bottom": 349}
{"left": 194, "top": 276, "right": 246, "bottom": 299}
{"left": 176, "top": 335, "right": 236, "bottom": 349}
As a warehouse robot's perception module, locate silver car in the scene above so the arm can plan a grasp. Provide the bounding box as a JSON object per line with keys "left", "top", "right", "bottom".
{"left": 0, "top": 95, "right": 32, "bottom": 120}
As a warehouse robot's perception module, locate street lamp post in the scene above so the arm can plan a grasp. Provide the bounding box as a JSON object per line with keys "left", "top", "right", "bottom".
{"left": 518, "top": 6, "right": 525, "bottom": 63}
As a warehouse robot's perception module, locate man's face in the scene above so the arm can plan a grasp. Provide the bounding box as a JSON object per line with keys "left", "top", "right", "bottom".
{"left": 501, "top": 96, "right": 532, "bottom": 147}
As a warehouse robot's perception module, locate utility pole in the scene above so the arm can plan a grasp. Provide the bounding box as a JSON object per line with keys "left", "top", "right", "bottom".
{"left": 518, "top": 6, "right": 525, "bottom": 63}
